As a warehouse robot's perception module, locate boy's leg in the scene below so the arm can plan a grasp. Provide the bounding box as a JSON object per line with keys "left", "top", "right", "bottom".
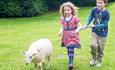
{"left": 90, "top": 32, "right": 98, "bottom": 66}
{"left": 67, "top": 46, "right": 74, "bottom": 70}
{"left": 96, "top": 36, "right": 106, "bottom": 67}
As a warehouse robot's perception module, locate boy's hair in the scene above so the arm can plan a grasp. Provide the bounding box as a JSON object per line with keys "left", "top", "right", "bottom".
{"left": 96, "top": 0, "right": 108, "bottom": 4}
{"left": 59, "top": 2, "right": 79, "bottom": 17}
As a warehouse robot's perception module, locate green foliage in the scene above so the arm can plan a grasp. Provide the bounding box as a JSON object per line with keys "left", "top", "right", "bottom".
{"left": 45, "top": 0, "right": 114, "bottom": 10}
{"left": 45, "top": 0, "right": 96, "bottom": 10}
{"left": 0, "top": 0, "right": 114, "bottom": 17}
{"left": 45, "top": 0, "right": 63, "bottom": 10}
{"left": 108, "top": 0, "right": 115, "bottom": 2}
{"left": 0, "top": 0, "right": 47, "bottom": 17}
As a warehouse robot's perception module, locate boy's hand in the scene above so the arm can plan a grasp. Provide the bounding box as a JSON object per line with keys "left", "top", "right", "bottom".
{"left": 91, "top": 25, "right": 95, "bottom": 28}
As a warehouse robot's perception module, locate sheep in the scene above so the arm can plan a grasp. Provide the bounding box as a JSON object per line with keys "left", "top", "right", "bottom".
{"left": 23, "top": 38, "right": 53, "bottom": 70}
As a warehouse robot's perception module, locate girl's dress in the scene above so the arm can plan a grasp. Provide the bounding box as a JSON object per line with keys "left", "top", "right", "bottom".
{"left": 60, "top": 16, "right": 81, "bottom": 48}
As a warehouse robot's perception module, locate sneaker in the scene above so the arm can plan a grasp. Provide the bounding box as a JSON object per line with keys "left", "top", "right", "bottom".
{"left": 90, "top": 59, "right": 96, "bottom": 66}
{"left": 96, "top": 61, "right": 101, "bottom": 67}
{"left": 69, "top": 66, "right": 73, "bottom": 70}
{"left": 69, "top": 64, "right": 73, "bottom": 70}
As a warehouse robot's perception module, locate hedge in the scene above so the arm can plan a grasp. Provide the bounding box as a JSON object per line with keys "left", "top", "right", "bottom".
{"left": 0, "top": 0, "right": 47, "bottom": 17}
{"left": 45, "top": 0, "right": 115, "bottom": 10}
{"left": 0, "top": 0, "right": 114, "bottom": 17}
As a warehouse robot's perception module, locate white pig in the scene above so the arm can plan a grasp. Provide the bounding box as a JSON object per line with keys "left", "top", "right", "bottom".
{"left": 23, "top": 38, "right": 53, "bottom": 70}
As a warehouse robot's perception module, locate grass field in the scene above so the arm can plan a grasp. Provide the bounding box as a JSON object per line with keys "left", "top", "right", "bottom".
{"left": 0, "top": 3, "right": 115, "bottom": 70}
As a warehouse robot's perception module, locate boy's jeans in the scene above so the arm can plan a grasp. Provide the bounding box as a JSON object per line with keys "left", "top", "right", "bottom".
{"left": 90, "top": 32, "right": 106, "bottom": 62}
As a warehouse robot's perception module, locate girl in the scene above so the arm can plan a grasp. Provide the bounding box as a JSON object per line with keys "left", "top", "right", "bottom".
{"left": 58, "top": 2, "right": 82, "bottom": 70}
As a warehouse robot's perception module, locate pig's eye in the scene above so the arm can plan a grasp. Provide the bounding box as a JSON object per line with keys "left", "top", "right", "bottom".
{"left": 30, "top": 56, "right": 32, "bottom": 59}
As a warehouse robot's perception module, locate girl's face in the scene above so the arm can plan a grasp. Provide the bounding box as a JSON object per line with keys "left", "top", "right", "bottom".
{"left": 63, "top": 6, "right": 72, "bottom": 17}
{"left": 96, "top": 1, "right": 105, "bottom": 11}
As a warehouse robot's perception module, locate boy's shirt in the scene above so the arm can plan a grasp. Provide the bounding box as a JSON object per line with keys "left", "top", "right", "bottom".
{"left": 86, "top": 7, "right": 110, "bottom": 37}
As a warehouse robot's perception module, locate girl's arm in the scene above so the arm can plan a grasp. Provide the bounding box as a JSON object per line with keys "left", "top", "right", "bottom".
{"left": 58, "top": 27, "right": 63, "bottom": 37}
{"left": 59, "top": 17, "right": 63, "bottom": 37}
{"left": 75, "top": 22, "right": 82, "bottom": 33}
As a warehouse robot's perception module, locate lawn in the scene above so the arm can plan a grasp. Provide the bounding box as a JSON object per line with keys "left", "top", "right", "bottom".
{"left": 0, "top": 3, "right": 115, "bottom": 70}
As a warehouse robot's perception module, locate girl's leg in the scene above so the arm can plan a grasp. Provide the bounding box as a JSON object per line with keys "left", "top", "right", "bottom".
{"left": 67, "top": 46, "right": 74, "bottom": 70}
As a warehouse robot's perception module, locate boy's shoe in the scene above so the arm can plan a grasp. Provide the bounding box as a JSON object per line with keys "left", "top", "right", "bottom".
{"left": 96, "top": 61, "right": 101, "bottom": 67}
{"left": 90, "top": 59, "right": 96, "bottom": 66}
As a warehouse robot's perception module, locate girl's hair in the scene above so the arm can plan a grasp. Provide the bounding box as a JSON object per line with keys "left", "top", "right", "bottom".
{"left": 59, "top": 2, "right": 79, "bottom": 17}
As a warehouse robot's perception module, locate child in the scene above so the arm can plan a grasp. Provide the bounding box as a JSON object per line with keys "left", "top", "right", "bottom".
{"left": 83, "top": 0, "right": 110, "bottom": 67}
{"left": 58, "top": 2, "right": 82, "bottom": 70}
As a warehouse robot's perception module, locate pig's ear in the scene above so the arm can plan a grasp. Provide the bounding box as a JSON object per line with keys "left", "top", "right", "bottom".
{"left": 32, "top": 53, "right": 37, "bottom": 56}
{"left": 22, "top": 51, "right": 27, "bottom": 55}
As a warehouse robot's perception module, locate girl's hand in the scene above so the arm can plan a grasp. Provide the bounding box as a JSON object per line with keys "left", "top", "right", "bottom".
{"left": 74, "top": 30, "right": 79, "bottom": 34}
{"left": 58, "top": 28, "right": 63, "bottom": 37}
{"left": 58, "top": 32, "right": 62, "bottom": 37}
{"left": 75, "top": 22, "right": 82, "bottom": 33}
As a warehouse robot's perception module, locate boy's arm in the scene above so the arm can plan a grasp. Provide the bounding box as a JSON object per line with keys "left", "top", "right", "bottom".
{"left": 85, "top": 14, "right": 93, "bottom": 27}
{"left": 95, "top": 20, "right": 108, "bottom": 28}
{"left": 84, "top": 8, "right": 95, "bottom": 28}
{"left": 95, "top": 12, "right": 110, "bottom": 28}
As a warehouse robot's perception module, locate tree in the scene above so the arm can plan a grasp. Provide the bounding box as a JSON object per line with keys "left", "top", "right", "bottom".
{"left": 0, "top": 0, "right": 47, "bottom": 17}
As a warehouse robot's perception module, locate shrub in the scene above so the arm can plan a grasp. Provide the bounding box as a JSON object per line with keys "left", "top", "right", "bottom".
{"left": 0, "top": 0, "right": 47, "bottom": 17}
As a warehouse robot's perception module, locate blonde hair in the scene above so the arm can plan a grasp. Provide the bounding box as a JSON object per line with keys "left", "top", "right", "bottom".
{"left": 59, "top": 2, "right": 79, "bottom": 17}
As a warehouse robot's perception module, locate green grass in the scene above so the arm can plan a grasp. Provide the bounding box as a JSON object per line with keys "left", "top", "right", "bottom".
{"left": 0, "top": 3, "right": 115, "bottom": 70}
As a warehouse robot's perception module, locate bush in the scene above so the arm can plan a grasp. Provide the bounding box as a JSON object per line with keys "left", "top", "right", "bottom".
{"left": 0, "top": 0, "right": 47, "bottom": 17}
{"left": 108, "top": 0, "right": 115, "bottom": 2}
{"left": 0, "top": 0, "right": 114, "bottom": 17}
{"left": 45, "top": 0, "right": 62, "bottom": 10}
{"left": 45, "top": 0, "right": 114, "bottom": 10}
{"left": 45, "top": 0, "right": 96, "bottom": 10}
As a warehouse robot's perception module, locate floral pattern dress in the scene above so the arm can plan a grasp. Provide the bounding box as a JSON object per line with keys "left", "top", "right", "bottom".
{"left": 60, "top": 16, "right": 81, "bottom": 48}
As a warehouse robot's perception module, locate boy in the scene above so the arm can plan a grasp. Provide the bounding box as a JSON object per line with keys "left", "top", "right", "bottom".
{"left": 83, "top": 0, "right": 110, "bottom": 67}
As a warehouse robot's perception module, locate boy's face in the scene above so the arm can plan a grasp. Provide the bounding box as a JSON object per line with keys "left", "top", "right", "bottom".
{"left": 96, "top": 1, "right": 105, "bottom": 11}
{"left": 63, "top": 6, "right": 72, "bottom": 17}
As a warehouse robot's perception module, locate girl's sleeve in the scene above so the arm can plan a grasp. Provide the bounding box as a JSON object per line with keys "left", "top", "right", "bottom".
{"left": 74, "top": 16, "right": 82, "bottom": 31}
{"left": 60, "top": 17, "right": 64, "bottom": 25}
{"left": 74, "top": 16, "right": 80, "bottom": 24}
